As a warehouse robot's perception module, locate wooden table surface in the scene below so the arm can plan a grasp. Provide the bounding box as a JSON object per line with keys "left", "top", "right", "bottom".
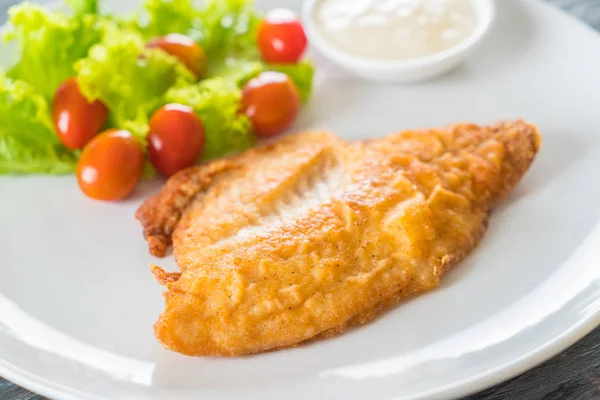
{"left": 1, "top": 0, "right": 600, "bottom": 399}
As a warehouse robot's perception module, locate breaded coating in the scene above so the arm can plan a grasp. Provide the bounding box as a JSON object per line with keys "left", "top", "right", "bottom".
{"left": 136, "top": 121, "right": 541, "bottom": 356}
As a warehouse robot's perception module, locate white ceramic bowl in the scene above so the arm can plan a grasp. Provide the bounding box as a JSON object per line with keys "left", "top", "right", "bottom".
{"left": 301, "top": 0, "right": 496, "bottom": 83}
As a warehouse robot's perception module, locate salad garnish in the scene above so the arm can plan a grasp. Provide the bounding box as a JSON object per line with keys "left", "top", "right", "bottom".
{"left": 0, "top": 0, "right": 314, "bottom": 200}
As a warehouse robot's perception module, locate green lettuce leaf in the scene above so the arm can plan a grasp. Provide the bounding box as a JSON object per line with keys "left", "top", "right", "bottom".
{"left": 0, "top": 74, "right": 77, "bottom": 174}
{"left": 66, "top": 0, "right": 99, "bottom": 17}
{"left": 196, "top": 0, "right": 260, "bottom": 66}
{"left": 165, "top": 77, "right": 255, "bottom": 159}
{"left": 131, "top": 0, "right": 201, "bottom": 41}
{"left": 75, "top": 25, "right": 195, "bottom": 139}
{"left": 4, "top": 2, "right": 103, "bottom": 100}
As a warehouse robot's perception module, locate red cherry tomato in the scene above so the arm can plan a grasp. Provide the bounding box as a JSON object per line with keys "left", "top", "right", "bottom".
{"left": 52, "top": 77, "right": 109, "bottom": 150}
{"left": 258, "top": 8, "right": 307, "bottom": 64}
{"left": 76, "top": 129, "right": 144, "bottom": 201}
{"left": 240, "top": 72, "right": 300, "bottom": 138}
{"left": 146, "top": 34, "right": 206, "bottom": 78}
{"left": 148, "top": 104, "right": 205, "bottom": 177}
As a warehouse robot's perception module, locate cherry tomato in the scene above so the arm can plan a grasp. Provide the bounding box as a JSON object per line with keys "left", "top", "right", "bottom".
{"left": 257, "top": 8, "right": 307, "bottom": 64}
{"left": 146, "top": 34, "right": 206, "bottom": 78}
{"left": 52, "top": 77, "right": 109, "bottom": 150}
{"left": 147, "top": 104, "right": 205, "bottom": 177}
{"left": 240, "top": 72, "right": 300, "bottom": 138}
{"left": 76, "top": 129, "right": 144, "bottom": 201}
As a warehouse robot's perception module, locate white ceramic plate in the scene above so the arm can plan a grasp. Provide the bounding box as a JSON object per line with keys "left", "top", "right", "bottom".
{"left": 2, "top": 0, "right": 600, "bottom": 399}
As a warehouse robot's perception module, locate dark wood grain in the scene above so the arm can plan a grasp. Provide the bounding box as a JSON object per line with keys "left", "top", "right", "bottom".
{"left": 1, "top": 0, "right": 600, "bottom": 399}
{"left": 0, "top": 385, "right": 44, "bottom": 400}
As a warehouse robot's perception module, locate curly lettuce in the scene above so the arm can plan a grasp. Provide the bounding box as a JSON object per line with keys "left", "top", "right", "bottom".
{"left": 75, "top": 25, "right": 195, "bottom": 139}
{"left": 3, "top": 0, "right": 103, "bottom": 100}
{"left": 0, "top": 75, "right": 77, "bottom": 174}
{"left": 130, "top": 0, "right": 201, "bottom": 41}
{"left": 196, "top": 0, "right": 260, "bottom": 65}
{"left": 66, "top": 0, "right": 100, "bottom": 17}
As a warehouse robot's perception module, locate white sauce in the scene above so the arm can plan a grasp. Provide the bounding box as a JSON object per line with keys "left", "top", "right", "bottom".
{"left": 314, "top": 0, "right": 477, "bottom": 60}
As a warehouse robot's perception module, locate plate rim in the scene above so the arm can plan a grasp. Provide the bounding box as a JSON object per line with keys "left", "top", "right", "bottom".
{"left": 2, "top": 231, "right": 600, "bottom": 400}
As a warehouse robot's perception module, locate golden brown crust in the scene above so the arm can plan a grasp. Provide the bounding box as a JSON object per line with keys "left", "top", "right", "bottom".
{"left": 307, "top": 121, "right": 541, "bottom": 350}
{"left": 489, "top": 120, "right": 541, "bottom": 207}
{"left": 150, "top": 264, "right": 182, "bottom": 285}
{"left": 137, "top": 121, "right": 541, "bottom": 356}
{"left": 135, "top": 159, "right": 239, "bottom": 257}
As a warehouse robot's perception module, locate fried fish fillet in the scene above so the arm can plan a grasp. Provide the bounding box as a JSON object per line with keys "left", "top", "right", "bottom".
{"left": 136, "top": 120, "right": 541, "bottom": 356}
